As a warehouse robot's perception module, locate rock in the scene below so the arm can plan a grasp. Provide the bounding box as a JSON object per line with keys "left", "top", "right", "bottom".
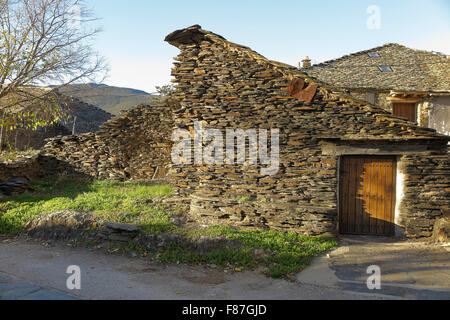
{"left": 169, "top": 215, "right": 187, "bottom": 228}
{"left": 432, "top": 218, "right": 450, "bottom": 243}
{"left": 108, "top": 234, "right": 133, "bottom": 242}
{"left": 134, "top": 234, "right": 158, "bottom": 250}
{"left": 104, "top": 222, "right": 142, "bottom": 233}
{"left": 191, "top": 236, "right": 243, "bottom": 255}
{"left": 131, "top": 199, "right": 154, "bottom": 205}
{"left": 25, "top": 210, "right": 101, "bottom": 240}
{"left": 156, "top": 233, "right": 184, "bottom": 247}
{"left": 252, "top": 248, "right": 269, "bottom": 260}
{"left": 133, "top": 233, "right": 243, "bottom": 256}
{"left": 0, "top": 177, "right": 32, "bottom": 196}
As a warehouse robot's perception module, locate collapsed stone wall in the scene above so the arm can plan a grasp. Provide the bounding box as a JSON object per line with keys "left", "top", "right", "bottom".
{"left": 40, "top": 102, "right": 176, "bottom": 181}
{"left": 165, "top": 25, "right": 450, "bottom": 237}
{"left": 0, "top": 152, "right": 45, "bottom": 180}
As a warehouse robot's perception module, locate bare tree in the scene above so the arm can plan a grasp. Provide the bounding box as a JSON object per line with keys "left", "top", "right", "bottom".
{"left": 0, "top": 0, "right": 107, "bottom": 149}
{"left": 0, "top": 0, "right": 108, "bottom": 106}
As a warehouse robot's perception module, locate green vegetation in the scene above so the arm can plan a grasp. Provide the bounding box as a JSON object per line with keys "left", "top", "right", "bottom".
{"left": 0, "top": 178, "right": 175, "bottom": 236}
{"left": 0, "top": 149, "right": 39, "bottom": 162}
{"left": 0, "top": 0, "right": 107, "bottom": 148}
{"left": 165, "top": 226, "right": 337, "bottom": 278}
{"left": 0, "top": 177, "right": 337, "bottom": 278}
{"left": 237, "top": 196, "right": 252, "bottom": 203}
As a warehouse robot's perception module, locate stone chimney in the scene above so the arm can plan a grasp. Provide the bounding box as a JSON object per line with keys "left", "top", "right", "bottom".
{"left": 301, "top": 56, "right": 312, "bottom": 69}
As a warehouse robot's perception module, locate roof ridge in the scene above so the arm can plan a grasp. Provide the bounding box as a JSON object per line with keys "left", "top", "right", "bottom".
{"left": 311, "top": 43, "right": 394, "bottom": 67}
{"left": 310, "top": 43, "right": 449, "bottom": 69}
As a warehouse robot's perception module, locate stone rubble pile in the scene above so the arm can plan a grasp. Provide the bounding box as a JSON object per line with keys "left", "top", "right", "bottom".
{"left": 24, "top": 210, "right": 244, "bottom": 255}
{"left": 40, "top": 102, "right": 177, "bottom": 181}
{"left": 0, "top": 152, "right": 44, "bottom": 180}
{"left": 25, "top": 210, "right": 102, "bottom": 241}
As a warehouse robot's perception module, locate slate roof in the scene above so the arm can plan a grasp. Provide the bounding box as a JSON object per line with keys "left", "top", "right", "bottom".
{"left": 304, "top": 43, "right": 450, "bottom": 93}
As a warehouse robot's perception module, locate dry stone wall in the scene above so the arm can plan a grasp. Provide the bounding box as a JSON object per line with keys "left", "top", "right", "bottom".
{"left": 0, "top": 152, "right": 44, "bottom": 180}
{"left": 40, "top": 102, "right": 177, "bottom": 181}
{"left": 399, "top": 152, "right": 450, "bottom": 238}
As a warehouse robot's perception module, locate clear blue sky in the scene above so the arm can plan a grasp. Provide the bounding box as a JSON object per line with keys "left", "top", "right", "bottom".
{"left": 86, "top": 0, "right": 450, "bottom": 93}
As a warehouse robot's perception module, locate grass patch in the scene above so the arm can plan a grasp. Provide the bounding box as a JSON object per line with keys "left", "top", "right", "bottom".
{"left": 158, "top": 226, "right": 337, "bottom": 278}
{"left": 0, "top": 177, "right": 176, "bottom": 236}
{"left": 0, "top": 149, "right": 40, "bottom": 162}
{"left": 157, "top": 243, "right": 256, "bottom": 269}
{"left": 0, "top": 177, "right": 337, "bottom": 278}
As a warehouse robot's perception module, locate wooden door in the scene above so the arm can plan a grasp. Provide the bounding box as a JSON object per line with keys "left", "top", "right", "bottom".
{"left": 340, "top": 156, "right": 396, "bottom": 236}
{"left": 393, "top": 103, "right": 416, "bottom": 122}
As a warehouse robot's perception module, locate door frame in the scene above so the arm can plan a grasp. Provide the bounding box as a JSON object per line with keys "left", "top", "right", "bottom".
{"left": 337, "top": 155, "right": 397, "bottom": 236}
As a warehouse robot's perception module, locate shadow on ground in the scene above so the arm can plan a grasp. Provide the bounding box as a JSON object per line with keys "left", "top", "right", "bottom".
{"left": 329, "top": 236, "right": 450, "bottom": 299}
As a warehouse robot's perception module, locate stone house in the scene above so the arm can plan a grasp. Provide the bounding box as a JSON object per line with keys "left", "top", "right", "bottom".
{"left": 40, "top": 25, "right": 450, "bottom": 239}
{"left": 303, "top": 44, "right": 450, "bottom": 135}
{"left": 164, "top": 26, "right": 449, "bottom": 238}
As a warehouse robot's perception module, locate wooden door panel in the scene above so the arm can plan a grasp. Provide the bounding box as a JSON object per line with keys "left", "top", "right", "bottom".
{"left": 393, "top": 103, "right": 416, "bottom": 122}
{"left": 341, "top": 162, "right": 350, "bottom": 233}
{"left": 340, "top": 157, "right": 396, "bottom": 236}
{"left": 385, "top": 162, "right": 395, "bottom": 235}
{"left": 354, "top": 158, "right": 363, "bottom": 234}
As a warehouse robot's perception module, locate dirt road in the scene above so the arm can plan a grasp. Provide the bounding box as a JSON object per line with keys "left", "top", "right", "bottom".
{"left": 1, "top": 236, "right": 448, "bottom": 300}
{"left": 0, "top": 238, "right": 374, "bottom": 300}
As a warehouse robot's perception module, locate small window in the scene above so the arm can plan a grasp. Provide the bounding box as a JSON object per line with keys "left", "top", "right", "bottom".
{"left": 378, "top": 66, "right": 393, "bottom": 72}
{"left": 393, "top": 103, "right": 416, "bottom": 122}
{"left": 368, "top": 53, "right": 380, "bottom": 57}
{"left": 366, "top": 92, "right": 376, "bottom": 104}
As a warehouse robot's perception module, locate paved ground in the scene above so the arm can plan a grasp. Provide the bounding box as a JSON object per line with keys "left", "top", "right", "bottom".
{"left": 297, "top": 236, "right": 450, "bottom": 300}
{"left": 0, "top": 236, "right": 448, "bottom": 300}
{"left": 0, "top": 272, "right": 77, "bottom": 300}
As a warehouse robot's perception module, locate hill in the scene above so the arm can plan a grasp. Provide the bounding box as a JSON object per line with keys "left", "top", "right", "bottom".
{"left": 0, "top": 89, "right": 112, "bottom": 150}
{"left": 56, "top": 84, "right": 157, "bottom": 115}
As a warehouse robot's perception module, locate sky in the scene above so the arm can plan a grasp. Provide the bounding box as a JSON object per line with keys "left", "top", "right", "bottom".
{"left": 85, "top": 0, "right": 450, "bottom": 94}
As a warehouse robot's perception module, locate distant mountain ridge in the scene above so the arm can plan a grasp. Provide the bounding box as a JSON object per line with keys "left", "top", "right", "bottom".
{"left": 0, "top": 88, "right": 112, "bottom": 150}
{"left": 56, "top": 83, "right": 156, "bottom": 115}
